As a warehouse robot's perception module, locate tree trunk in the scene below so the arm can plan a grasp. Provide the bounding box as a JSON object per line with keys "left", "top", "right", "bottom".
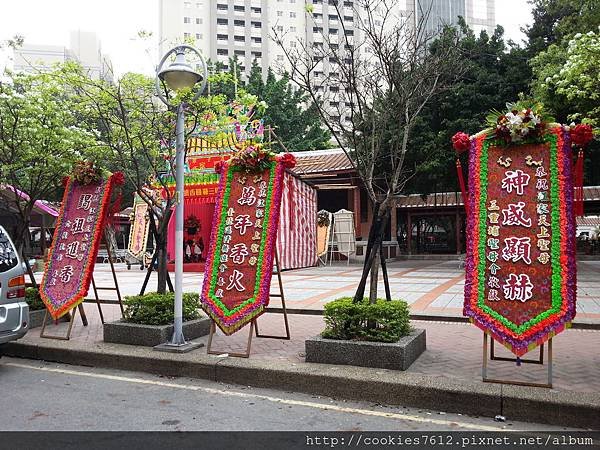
{"left": 352, "top": 202, "right": 390, "bottom": 304}
{"left": 369, "top": 247, "right": 379, "bottom": 303}
{"left": 156, "top": 237, "right": 168, "bottom": 294}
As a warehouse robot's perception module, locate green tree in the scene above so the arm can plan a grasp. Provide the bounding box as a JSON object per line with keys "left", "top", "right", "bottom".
{"left": 61, "top": 64, "right": 233, "bottom": 294}
{"left": 525, "top": 0, "right": 600, "bottom": 55}
{"left": 0, "top": 68, "right": 99, "bottom": 281}
{"left": 246, "top": 68, "right": 331, "bottom": 152}
{"left": 405, "top": 23, "right": 532, "bottom": 195}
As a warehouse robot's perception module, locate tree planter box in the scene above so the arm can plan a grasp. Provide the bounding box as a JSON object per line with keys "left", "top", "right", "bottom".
{"left": 103, "top": 318, "right": 211, "bottom": 347}
{"left": 305, "top": 328, "right": 426, "bottom": 371}
{"left": 28, "top": 309, "right": 51, "bottom": 329}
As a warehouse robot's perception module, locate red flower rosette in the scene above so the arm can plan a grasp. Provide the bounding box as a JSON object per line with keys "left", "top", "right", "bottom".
{"left": 451, "top": 132, "right": 471, "bottom": 153}
{"left": 112, "top": 171, "right": 125, "bottom": 186}
{"left": 571, "top": 124, "right": 594, "bottom": 148}
{"left": 279, "top": 153, "right": 297, "bottom": 169}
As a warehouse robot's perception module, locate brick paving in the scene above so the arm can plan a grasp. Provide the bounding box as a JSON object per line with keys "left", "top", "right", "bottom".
{"left": 34, "top": 305, "right": 600, "bottom": 394}
{"left": 29, "top": 259, "right": 600, "bottom": 395}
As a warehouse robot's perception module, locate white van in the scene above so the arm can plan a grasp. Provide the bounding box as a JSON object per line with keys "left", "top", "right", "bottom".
{"left": 0, "top": 226, "right": 29, "bottom": 351}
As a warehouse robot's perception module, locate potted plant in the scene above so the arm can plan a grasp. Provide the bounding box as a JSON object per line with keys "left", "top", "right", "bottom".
{"left": 25, "top": 288, "right": 49, "bottom": 328}
{"left": 103, "top": 292, "right": 211, "bottom": 347}
{"left": 184, "top": 215, "right": 200, "bottom": 235}
{"left": 305, "top": 297, "right": 426, "bottom": 370}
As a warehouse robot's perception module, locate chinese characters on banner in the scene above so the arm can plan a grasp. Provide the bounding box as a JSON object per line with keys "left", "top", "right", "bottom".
{"left": 201, "top": 161, "right": 285, "bottom": 335}
{"left": 40, "top": 175, "right": 116, "bottom": 319}
{"left": 127, "top": 194, "right": 150, "bottom": 260}
{"left": 464, "top": 127, "right": 576, "bottom": 356}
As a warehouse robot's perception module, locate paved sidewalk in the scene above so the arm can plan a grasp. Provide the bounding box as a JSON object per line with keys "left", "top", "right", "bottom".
{"left": 40, "top": 259, "right": 600, "bottom": 321}
{"left": 29, "top": 303, "right": 600, "bottom": 395}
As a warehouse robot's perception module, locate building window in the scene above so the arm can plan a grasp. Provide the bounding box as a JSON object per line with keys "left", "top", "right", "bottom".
{"left": 234, "top": 5, "right": 245, "bottom": 12}
{"left": 217, "top": 3, "right": 228, "bottom": 10}
{"left": 277, "top": 11, "right": 283, "bottom": 16}
{"left": 234, "top": 19, "right": 245, "bottom": 26}
{"left": 196, "top": 33, "right": 202, "bottom": 39}
{"left": 313, "top": 26, "right": 323, "bottom": 33}
{"left": 234, "top": 35, "right": 245, "bottom": 42}
{"left": 234, "top": 50, "right": 245, "bottom": 56}
{"left": 217, "top": 18, "right": 228, "bottom": 25}
{"left": 329, "top": 28, "right": 338, "bottom": 35}
{"left": 217, "top": 34, "right": 228, "bottom": 40}
{"left": 345, "top": 29, "right": 354, "bottom": 36}
{"left": 184, "top": 1, "right": 191, "bottom": 7}
{"left": 251, "top": 21, "right": 262, "bottom": 28}
{"left": 184, "top": 32, "right": 191, "bottom": 38}
{"left": 251, "top": 6, "right": 262, "bottom": 13}
{"left": 251, "top": 36, "right": 262, "bottom": 43}
{"left": 290, "top": 12, "right": 296, "bottom": 18}
{"left": 277, "top": 55, "right": 284, "bottom": 61}
{"left": 290, "top": 26, "right": 296, "bottom": 32}
{"left": 196, "top": 18, "right": 202, "bottom": 24}
{"left": 251, "top": 51, "right": 262, "bottom": 57}
{"left": 217, "top": 48, "right": 229, "bottom": 55}
{"left": 329, "top": 14, "right": 338, "bottom": 21}
{"left": 184, "top": 17, "right": 191, "bottom": 24}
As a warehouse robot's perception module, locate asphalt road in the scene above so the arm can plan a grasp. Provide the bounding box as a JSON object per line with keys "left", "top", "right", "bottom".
{"left": 0, "top": 357, "right": 580, "bottom": 432}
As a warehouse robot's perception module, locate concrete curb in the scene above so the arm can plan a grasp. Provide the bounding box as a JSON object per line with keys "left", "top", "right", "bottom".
{"left": 3, "top": 338, "right": 599, "bottom": 429}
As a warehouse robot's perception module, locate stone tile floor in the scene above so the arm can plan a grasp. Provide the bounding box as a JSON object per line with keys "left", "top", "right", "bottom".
{"left": 41, "top": 259, "right": 599, "bottom": 319}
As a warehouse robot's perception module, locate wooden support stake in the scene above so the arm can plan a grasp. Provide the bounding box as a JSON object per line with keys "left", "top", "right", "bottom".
{"left": 255, "top": 251, "right": 290, "bottom": 340}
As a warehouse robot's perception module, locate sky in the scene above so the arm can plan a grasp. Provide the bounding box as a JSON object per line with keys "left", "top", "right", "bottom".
{"left": 0, "top": 0, "right": 533, "bottom": 77}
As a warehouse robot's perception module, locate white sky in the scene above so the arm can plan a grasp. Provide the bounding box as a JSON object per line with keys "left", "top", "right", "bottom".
{"left": 0, "top": 0, "right": 533, "bottom": 77}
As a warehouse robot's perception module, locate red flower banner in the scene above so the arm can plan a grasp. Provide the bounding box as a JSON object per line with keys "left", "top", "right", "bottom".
{"left": 201, "top": 160, "right": 285, "bottom": 335}
{"left": 40, "top": 175, "right": 116, "bottom": 319}
{"left": 463, "top": 127, "right": 576, "bottom": 356}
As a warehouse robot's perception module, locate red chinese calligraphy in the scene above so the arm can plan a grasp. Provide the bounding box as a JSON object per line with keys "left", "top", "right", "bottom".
{"left": 237, "top": 186, "right": 257, "bottom": 206}
{"left": 501, "top": 202, "right": 532, "bottom": 227}
{"left": 226, "top": 269, "right": 245, "bottom": 292}
{"left": 501, "top": 169, "right": 530, "bottom": 195}
{"left": 233, "top": 215, "right": 253, "bottom": 235}
{"left": 501, "top": 237, "right": 532, "bottom": 264}
{"left": 502, "top": 273, "right": 533, "bottom": 302}
{"left": 230, "top": 243, "right": 249, "bottom": 264}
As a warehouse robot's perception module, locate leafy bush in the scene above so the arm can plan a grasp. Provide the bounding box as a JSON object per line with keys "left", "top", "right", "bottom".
{"left": 122, "top": 292, "right": 201, "bottom": 326}
{"left": 25, "top": 287, "right": 46, "bottom": 311}
{"left": 321, "top": 297, "right": 411, "bottom": 343}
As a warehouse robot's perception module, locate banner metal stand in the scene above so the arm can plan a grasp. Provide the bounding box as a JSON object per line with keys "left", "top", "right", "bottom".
{"left": 482, "top": 332, "right": 553, "bottom": 389}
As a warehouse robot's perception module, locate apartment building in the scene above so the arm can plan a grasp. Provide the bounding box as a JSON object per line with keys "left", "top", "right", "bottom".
{"left": 12, "top": 31, "right": 113, "bottom": 82}
{"left": 159, "top": 0, "right": 495, "bottom": 79}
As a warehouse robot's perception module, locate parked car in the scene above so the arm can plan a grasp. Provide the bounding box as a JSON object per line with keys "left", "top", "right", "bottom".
{"left": 0, "top": 226, "right": 29, "bottom": 354}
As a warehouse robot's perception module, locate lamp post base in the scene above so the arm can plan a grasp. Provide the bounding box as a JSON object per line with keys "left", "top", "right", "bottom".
{"left": 153, "top": 341, "right": 205, "bottom": 353}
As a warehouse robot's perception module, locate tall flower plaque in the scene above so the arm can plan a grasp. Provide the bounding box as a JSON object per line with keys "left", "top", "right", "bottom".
{"left": 40, "top": 163, "right": 121, "bottom": 320}
{"left": 454, "top": 104, "right": 588, "bottom": 359}
{"left": 201, "top": 146, "right": 295, "bottom": 335}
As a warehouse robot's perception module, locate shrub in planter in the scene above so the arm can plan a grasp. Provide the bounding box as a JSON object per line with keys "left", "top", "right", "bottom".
{"left": 321, "top": 297, "right": 411, "bottom": 343}
{"left": 25, "top": 287, "right": 46, "bottom": 311}
{"left": 122, "top": 292, "right": 201, "bottom": 326}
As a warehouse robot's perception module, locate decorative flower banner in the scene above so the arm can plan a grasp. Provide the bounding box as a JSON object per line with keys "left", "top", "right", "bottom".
{"left": 40, "top": 174, "right": 117, "bottom": 319}
{"left": 127, "top": 193, "right": 150, "bottom": 259}
{"left": 463, "top": 126, "right": 576, "bottom": 356}
{"left": 201, "top": 156, "right": 291, "bottom": 335}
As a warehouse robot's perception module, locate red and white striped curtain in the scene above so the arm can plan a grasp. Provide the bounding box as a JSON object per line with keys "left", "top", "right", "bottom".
{"left": 276, "top": 172, "right": 318, "bottom": 270}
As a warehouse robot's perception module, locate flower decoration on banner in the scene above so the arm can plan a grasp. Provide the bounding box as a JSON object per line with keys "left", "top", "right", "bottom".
{"left": 570, "top": 123, "right": 594, "bottom": 148}
{"left": 452, "top": 132, "right": 471, "bottom": 153}
{"left": 278, "top": 152, "right": 297, "bottom": 169}
{"left": 485, "top": 101, "right": 555, "bottom": 145}
{"left": 72, "top": 161, "right": 103, "bottom": 186}
{"left": 112, "top": 171, "right": 125, "bottom": 186}
{"left": 229, "top": 141, "right": 276, "bottom": 174}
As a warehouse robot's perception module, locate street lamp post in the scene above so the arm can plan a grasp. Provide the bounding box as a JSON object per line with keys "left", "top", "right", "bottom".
{"left": 155, "top": 45, "right": 207, "bottom": 350}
